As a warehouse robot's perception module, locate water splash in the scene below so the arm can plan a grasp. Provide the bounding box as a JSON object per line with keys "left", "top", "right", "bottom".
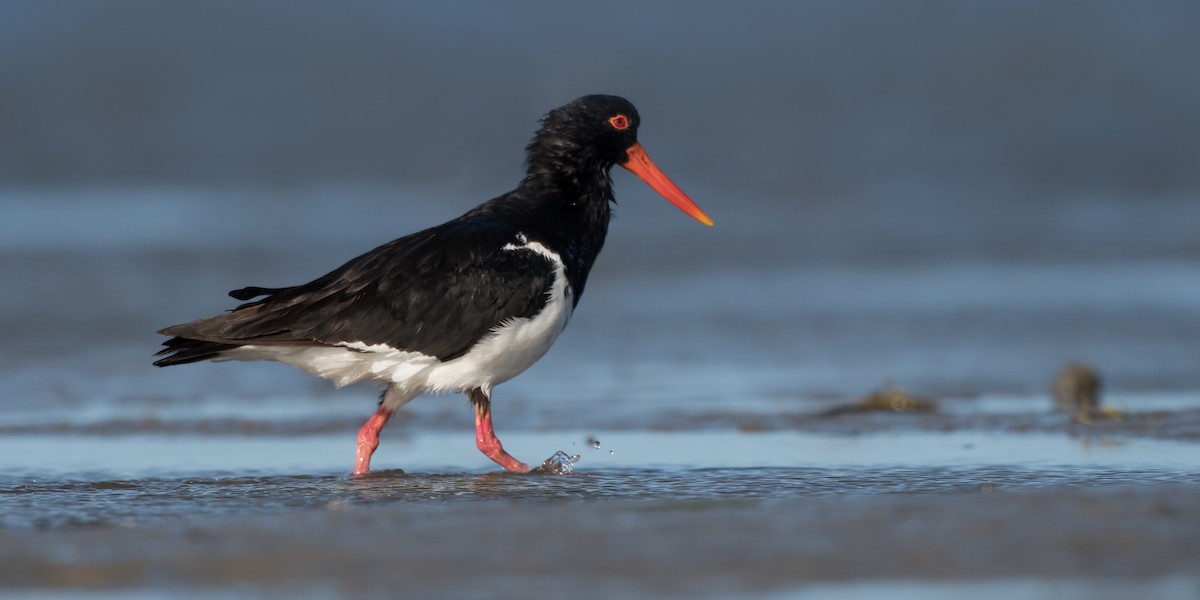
{"left": 532, "top": 451, "right": 580, "bottom": 475}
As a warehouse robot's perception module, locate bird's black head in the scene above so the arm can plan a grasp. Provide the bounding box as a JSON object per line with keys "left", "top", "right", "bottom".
{"left": 526, "top": 94, "right": 642, "bottom": 175}
{"left": 524, "top": 95, "right": 713, "bottom": 226}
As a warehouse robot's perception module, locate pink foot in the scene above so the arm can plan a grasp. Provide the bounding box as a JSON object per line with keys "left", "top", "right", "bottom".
{"left": 473, "top": 393, "right": 530, "bottom": 473}
{"left": 354, "top": 408, "right": 393, "bottom": 475}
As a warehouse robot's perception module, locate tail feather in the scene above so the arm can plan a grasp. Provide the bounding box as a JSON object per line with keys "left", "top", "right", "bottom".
{"left": 153, "top": 337, "right": 240, "bottom": 367}
{"left": 155, "top": 283, "right": 325, "bottom": 366}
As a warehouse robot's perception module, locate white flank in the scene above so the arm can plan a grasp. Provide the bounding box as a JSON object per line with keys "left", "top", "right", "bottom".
{"left": 223, "top": 236, "right": 574, "bottom": 411}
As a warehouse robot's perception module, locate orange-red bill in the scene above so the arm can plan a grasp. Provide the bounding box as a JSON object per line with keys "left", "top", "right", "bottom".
{"left": 620, "top": 143, "right": 714, "bottom": 226}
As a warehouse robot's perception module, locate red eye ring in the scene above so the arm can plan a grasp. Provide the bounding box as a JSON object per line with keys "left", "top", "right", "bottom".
{"left": 608, "top": 114, "right": 630, "bottom": 131}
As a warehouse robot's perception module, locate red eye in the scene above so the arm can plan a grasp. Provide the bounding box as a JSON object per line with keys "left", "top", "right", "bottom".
{"left": 608, "top": 114, "right": 630, "bottom": 131}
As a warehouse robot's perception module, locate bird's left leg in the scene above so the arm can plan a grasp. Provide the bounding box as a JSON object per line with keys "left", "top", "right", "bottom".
{"left": 353, "top": 384, "right": 415, "bottom": 476}
{"left": 468, "top": 387, "right": 531, "bottom": 473}
{"left": 354, "top": 407, "right": 392, "bottom": 476}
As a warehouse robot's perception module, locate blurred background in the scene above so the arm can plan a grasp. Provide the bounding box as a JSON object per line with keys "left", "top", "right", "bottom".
{"left": 2, "top": 0, "right": 1198, "bottom": 419}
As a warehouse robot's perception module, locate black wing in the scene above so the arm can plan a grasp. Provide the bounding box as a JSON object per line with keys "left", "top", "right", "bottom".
{"left": 155, "top": 217, "right": 555, "bottom": 365}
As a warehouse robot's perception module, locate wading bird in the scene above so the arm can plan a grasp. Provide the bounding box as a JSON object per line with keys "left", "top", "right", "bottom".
{"left": 154, "top": 95, "right": 713, "bottom": 475}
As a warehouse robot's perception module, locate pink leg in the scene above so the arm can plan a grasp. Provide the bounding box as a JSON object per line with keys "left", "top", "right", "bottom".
{"left": 470, "top": 388, "right": 530, "bottom": 473}
{"left": 354, "top": 407, "right": 393, "bottom": 475}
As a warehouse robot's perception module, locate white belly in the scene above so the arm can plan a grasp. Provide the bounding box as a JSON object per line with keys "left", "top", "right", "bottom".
{"left": 226, "top": 238, "right": 574, "bottom": 405}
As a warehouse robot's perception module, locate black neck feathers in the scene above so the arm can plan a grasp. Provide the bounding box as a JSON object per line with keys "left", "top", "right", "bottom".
{"left": 466, "top": 95, "right": 646, "bottom": 305}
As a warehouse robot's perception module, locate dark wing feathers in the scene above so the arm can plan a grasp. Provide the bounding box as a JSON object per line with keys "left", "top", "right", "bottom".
{"left": 155, "top": 218, "right": 555, "bottom": 365}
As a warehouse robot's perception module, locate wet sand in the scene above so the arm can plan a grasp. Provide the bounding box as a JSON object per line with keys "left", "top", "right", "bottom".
{"left": 3, "top": 481, "right": 1199, "bottom": 598}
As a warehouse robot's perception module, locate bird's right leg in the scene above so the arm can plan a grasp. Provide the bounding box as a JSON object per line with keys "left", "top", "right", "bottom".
{"left": 468, "top": 387, "right": 531, "bottom": 473}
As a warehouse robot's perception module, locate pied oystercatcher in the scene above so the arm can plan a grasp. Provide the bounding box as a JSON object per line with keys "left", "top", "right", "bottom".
{"left": 154, "top": 95, "right": 712, "bottom": 475}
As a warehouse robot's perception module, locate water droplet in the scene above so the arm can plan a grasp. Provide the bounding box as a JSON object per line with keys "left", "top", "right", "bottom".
{"left": 609, "top": 450, "right": 614, "bottom": 455}
{"left": 586, "top": 435, "right": 601, "bottom": 449}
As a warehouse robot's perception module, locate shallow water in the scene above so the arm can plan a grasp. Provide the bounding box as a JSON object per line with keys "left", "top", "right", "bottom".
{"left": 4, "top": 427, "right": 1199, "bottom": 529}
{"left": 4, "top": 463, "right": 1199, "bottom": 532}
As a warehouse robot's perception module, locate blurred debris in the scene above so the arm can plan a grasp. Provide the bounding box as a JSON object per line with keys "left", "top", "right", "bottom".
{"left": 822, "top": 385, "right": 938, "bottom": 416}
{"left": 1053, "top": 362, "right": 1101, "bottom": 413}
{"left": 1052, "top": 362, "right": 1122, "bottom": 424}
